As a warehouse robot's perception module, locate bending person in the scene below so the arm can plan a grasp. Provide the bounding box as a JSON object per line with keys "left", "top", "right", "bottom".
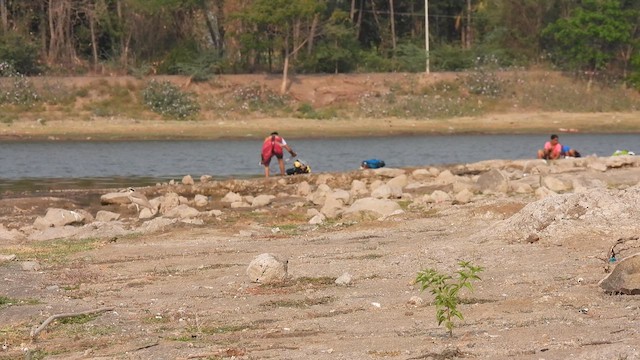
{"left": 261, "top": 131, "right": 297, "bottom": 177}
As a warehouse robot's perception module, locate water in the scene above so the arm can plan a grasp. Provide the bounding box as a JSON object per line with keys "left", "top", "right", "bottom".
{"left": 0, "top": 134, "right": 637, "bottom": 191}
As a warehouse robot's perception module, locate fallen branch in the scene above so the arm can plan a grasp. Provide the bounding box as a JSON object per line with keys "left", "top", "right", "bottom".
{"left": 30, "top": 307, "right": 114, "bottom": 341}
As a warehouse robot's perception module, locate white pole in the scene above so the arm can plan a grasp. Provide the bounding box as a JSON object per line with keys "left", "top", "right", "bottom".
{"left": 425, "top": 0, "right": 430, "bottom": 74}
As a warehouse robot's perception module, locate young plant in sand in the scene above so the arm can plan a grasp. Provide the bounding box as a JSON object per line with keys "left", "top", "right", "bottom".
{"left": 415, "top": 260, "right": 483, "bottom": 336}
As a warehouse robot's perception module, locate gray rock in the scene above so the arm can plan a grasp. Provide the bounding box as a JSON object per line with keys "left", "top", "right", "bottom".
{"left": 34, "top": 208, "right": 86, "bottom": 230}
{"left": 95, "top": 210, "right": 120, "bottom": 222}
{"left": 343, "top": 197, "right": 402, "bottom": 219}
{"left": 164, "top": 204, "right": 200, "bottom": 219}
{"left": 477, "top": 169, "right": 509, "bottom": 194}
{"left": 182, "top": 174, "right": 195, "bottom": 185}
{"left": 599, "top": 253, "right": 640, "bottom": 294}
{"left": 246, "top": 253, "right": 288, "bottom": 284}
{"left": 0, "top": 254, "right": 16, "bottom": 263}
{"left": 542, "top": 176, "right": 572, "bottom": 192}
{"left": 21, "top": 261, "right": 41, "bottom": 271}
{"left": 100, "top": 191, "right": 131, "bottom": 205}
{"left": 251, "top": 194, "right": 275, "bottom": 207}
{"left": 335, "top": 272, "right": 352, "bottom": 286}
{"left": 194, "top": 194, "right": 209, "bottom": 207}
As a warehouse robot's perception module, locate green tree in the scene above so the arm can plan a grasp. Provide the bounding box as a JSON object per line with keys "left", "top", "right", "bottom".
{"left": 236, "top": 0, "right": 324, "bottom": 93}
{"left": 543, "top": 0, "right": 636, "bottom": 78}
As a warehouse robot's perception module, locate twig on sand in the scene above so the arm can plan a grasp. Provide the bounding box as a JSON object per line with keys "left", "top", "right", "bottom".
{"left": 30, "top": 307, "right": 114, "bottom": 341}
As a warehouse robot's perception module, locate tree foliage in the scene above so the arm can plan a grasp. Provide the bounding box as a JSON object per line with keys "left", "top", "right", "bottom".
{"left": 0, "top": 0, "right": 637, "bottom": 87}
{"left": 543, "top": 0, "right": 637, "bottom": 73}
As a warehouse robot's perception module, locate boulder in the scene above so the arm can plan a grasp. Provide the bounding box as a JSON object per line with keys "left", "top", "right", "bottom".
{"left": 246, "top": 253, "right": 288, "bottom": 284}
{"left": 164, "top": 204, "right": 200, "bottom": 219}
{"left": 95, "top": 210, "right": 120, "bottom": 222}
{"left": 343, "top": 197, "right": 402, "bottom": 219}
{"left": 599, "top": 253, "right": 640, "bottom": 295}
{"left": 477, "top": 169, "right": 509, "bottom": 194}
{"left": 182, "top": 174, "right": 195, "bottom": 185}
{"left": 100, "top": 191, "right": 131, "bottom": 205}
{"left": 33, "top": 208, "right": 86, "bottom": 230}
{"left": 194, "top": 194, "right": 209, "bottom": 207}
{"left": 252, "top": 194, "right": 275, "bottom": 207}
{"left": 221, "top": 191, "right": 243, "bottom": 203}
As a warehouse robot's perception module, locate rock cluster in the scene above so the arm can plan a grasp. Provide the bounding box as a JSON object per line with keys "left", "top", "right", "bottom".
{"left": 1, "top": 155, "right": 639, "bottom": 248}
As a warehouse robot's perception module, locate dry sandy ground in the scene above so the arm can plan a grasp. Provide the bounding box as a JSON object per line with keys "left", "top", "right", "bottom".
{"left": 2, "top": 168, "right": 640, "bottom": 360}
{"left": 2, "top": 111, "right": 640, "bottom": 141}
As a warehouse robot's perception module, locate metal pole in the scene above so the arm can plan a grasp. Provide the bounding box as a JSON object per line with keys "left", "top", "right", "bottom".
{"left": 425, "top": 0, "right": 430, "bottom": 74}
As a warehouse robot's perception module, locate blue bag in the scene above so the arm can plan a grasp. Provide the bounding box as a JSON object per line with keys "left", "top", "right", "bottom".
{"left": 361, "top": 159, "right": 385, "bottom": 169}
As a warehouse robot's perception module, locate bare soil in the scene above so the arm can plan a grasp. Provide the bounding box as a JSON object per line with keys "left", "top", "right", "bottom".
{"left": 1, "top": 74, "right": 640, "bottom": 359}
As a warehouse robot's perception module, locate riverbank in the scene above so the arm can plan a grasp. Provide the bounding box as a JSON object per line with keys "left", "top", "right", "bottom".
{"left": 1, "top": 111, "right": 640, "bottom": 141}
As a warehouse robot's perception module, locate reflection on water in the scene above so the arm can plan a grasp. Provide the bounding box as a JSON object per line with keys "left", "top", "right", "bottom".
{"left": 1, "top": 134, "right": 638, "bottom": 192}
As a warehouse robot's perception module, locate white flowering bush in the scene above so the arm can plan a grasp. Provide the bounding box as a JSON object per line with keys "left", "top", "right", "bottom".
{"left": 0, "top": 62, "right": 40, "bottom": 107}
{"left": 142, "top": 80, "right": 200, "bottom": 119}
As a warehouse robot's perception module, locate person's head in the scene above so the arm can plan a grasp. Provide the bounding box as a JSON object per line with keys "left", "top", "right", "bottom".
{"left": 550, "top": 134, "right": 559, "bottom": 145}
{"left": 270, "top": 131, "right": 279, "bottom": 136}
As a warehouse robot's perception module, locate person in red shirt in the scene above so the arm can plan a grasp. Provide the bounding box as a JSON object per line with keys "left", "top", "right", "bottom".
{"left": 537, "top": 134, "right": 562, "bottom": 160}
{"left": 261, "top": 131, "right": 297, "bottom": 177}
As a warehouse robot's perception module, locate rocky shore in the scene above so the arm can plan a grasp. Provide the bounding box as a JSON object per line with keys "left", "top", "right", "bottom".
{"left": 2, "top": 155, "right": 640, "bottom": 359}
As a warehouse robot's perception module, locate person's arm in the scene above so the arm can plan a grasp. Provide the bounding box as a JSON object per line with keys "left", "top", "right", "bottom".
{"left": 283, "top": 144, "right": 297, "bottom": 157}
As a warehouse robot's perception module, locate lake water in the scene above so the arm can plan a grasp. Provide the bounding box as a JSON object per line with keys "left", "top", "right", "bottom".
{"left": 1, "top": 134, "right": 637, "bottom": 191}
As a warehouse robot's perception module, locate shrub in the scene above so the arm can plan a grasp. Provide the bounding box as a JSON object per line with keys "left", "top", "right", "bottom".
{"left": 0, "top": 63, "right": 40, "bottom": 107}
{"left": 415, "top": 260, "right": 483, "bottom": 336}
{"left": 142, "top": 80, "right": 200, "bottom": 119}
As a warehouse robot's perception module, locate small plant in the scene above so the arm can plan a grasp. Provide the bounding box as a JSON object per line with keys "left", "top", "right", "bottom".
{"left": 415, "top": 260, "right": 483, "bottom": 336}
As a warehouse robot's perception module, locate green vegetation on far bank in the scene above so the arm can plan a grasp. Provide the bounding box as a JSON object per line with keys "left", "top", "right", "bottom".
{"left": 1, "top": 69, "right": 639, "bottom": 131}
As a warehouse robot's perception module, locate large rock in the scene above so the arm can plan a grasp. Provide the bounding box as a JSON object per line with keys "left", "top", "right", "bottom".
{"left": 251, "top": 194, "right": 275, "bottom": 207}
{"left": 33, "top": 208, "right": 86, "bottom": 230}
{"left": 246, "top": 253, "right": 288, "bottom": 284}
{"left": 476, "top": 169, "right": 509, "bottom": 194}
{"left": 164, "top": 204, "right": 200, "bottom": 219}
{"left": 343, "top": 197, "right": 402, "bottom": 219}
{"left": 599, "top": 253, "right": 640, "bottom": 295}
{"left": 100, "top": 191, "right": 131, "bottom": 205}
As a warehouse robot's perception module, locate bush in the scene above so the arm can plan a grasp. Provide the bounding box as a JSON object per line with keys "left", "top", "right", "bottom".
{"left": 0, "top": 34, "right": 41, "bottom": 75}
{"left": 0, "top": 63, "right": 40, "bottom": 107}
{"left": 142, "top": 80, "right": 200, "bottom": 119}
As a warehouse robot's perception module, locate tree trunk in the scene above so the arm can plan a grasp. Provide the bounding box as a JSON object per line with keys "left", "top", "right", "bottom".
{"left": 307, "top": 13, "right": 319, "bottom": 55}
{"left": 0, "top": 0, "right": 7, "bottom": 34}
{"left": 281, "top": 36, "right": 290, "bottom": 95}
{"left": 356, "top": 0, "right": 364, "bottom": 39}
{"left": 389, "top": 0, "right": 396, "bottom": 51}
{"left": 293, "top": 18, "right": 300, "bottom": 60}
{"left": 465, "top": 0, "right": 472, "bottom": 49}
{"left": 369, "top": 0, "right": 381, "bottom": 43}
{"left": 85, "top": 1, "right": 99, "bottom": 72}
{"left": 350, "top": 0, "right": 356, "bottom": 21}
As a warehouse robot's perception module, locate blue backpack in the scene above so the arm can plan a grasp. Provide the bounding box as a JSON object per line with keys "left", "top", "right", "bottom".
{"left": 361, "top": 159, "right": 385, "bottom": 169}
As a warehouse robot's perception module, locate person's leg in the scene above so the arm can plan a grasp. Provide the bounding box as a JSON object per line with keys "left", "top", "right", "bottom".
{"left": 278, "top": 158, "right": 285, "bottom": 176}
{"left": 537, "top": 149, "right": 545, "bottom": 159}
{"left": 263, "top": 157, "right": 271, "bottom": 177}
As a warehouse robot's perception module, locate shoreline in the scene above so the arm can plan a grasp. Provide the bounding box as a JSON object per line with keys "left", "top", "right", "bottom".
{"left": 1, "top": 111, "right": 639, "bottom": 141}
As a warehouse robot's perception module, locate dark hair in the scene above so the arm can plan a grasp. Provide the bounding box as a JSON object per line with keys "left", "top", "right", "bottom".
{"left": 550, "top": 134, "right": 558, "bottom": 140}
{"left": 271, "top": 131, "right": 279, "bottom": 135}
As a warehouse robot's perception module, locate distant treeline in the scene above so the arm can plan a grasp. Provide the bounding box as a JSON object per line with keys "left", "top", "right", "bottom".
{"left": 0, "top": 0, "right": 638, "bottom": 87}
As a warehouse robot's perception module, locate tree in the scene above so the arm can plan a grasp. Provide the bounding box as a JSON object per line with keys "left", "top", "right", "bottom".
{"left": 543, "top": 0, "right": 636, "bottom": 82}
{"left": 236, "top": 0, "right": 324, "bottom": 94}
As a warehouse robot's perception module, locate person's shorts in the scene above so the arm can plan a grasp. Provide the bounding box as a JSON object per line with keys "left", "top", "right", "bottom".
{"left": 262, "top": 153, "right": 283, "bottom": 166}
